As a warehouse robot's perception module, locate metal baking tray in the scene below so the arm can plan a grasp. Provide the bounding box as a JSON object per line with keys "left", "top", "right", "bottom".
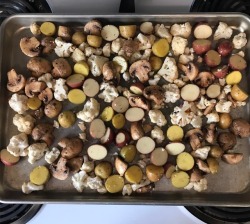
{"left": 0, "top": 13, "right": 250, "bottom": 205}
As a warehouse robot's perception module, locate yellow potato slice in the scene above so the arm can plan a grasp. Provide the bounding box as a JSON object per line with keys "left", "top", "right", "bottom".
{"left": 68, "top": 89, "right": 86, "bottom": 104}
{"left": 87, "top": 35, "right": 102, "bottom": 48}
{"left": 74, "top": 60, "right": 89, "bottom": 76}
{"left": 40, "top": 22, "right": 56, "bottom": 36}
{"left": 176, "top": 152, "right": 194, "bottom": 171}
{"left": 112, "top": 113, "right": 125, "bottom": 129}
{"left": 101, "top": 106, "right": 114, "bottom": 122}
{"left": 171, "top": 171, "right": 190, "bottom": 188}
{"left": 166, "top": 125, "right": 184, "bottom": 141}
{"left": 105, "top": 175, "right": 124, "bottom": 193}
{"left": 226, "top": 71, "right": 242, "bottom": 85}
{"left": 231, "top": 84, "right": 248, "bottom": 102}
{"left": 30, "top": 166, "right": 50, "bottom": 185}
{"left": 125, "top": 165, "right": 143, "bottom": 184}
{"left": 27, "top": 97, "right": 42, "bottom": 110}
{"left": 152, "top": 38, "right": 169, "bottom": 57}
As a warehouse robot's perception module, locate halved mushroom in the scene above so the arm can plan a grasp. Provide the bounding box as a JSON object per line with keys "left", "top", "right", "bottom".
{"left": 25, "top": 78, "right": 46, "bottom": 98}
{"left": 129, "top": 60, "right": 151, "bottom": 83}
{"left": 52, "top": 58, "right": 72, "bottom": 78}
{"left": 195, "top": 71, "right": 214, "bottom": 88}
{"left": 41, "top": 37, "right": 56, "bottom": 54}
{"left": 205, "top": 123, "right": 216, "bottom": 144}
{"left": 58, "top": 26, "right": 72, "bottom": 41}
{"left": 84, "top": 20, "right": 102, "bottom": 36}
{"left": 20, "top": 37, "right": 41, "bottom": 57}
{"left": 196, "top": 159, "right": 210, "bottom": 173}
{"left": 129, "top": 95, "right": 150, "bottom": 110}
{"left": 143, "top": 85, "right": 164, "bottom": 105}
{"left": 178, "top": 62, "right": 199, "bottom": 81}
{"left": 7, "top": 69, "right": 26, "bottom": 92}
{"left": 185, "top": 129, "right": 203, "bottom": 150}
{"left": 50, "top": 157, "right": 69, "bottom": 180}
{"left": 31, "top": 123, "right": 54, "bottom": 146}
{"left": 27, "top": 57, "right": 52, "bottom": 77}
{"left": 38, "top": 87, "right": 53, "bottom": 104}
{"left": 190, "top": 168, "right": 203, "bottom": 182}
{"left": 102, "top": 61, "right": 117, "bottom": 81}
{"left": 122, "top": 39, "right": 139, "bottom": 57}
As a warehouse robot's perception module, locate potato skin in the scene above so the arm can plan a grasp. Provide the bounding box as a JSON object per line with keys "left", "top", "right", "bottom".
{"left": 95, "top": 161, "right": 112, "bottom": 179}
{"left": 230, "top": 118, "right": 250, "bottom": 138}
{"left": 217, "top": 132, "right": 237, "bottom": 151}
{"left": 146, "top": 164, "right": 164, "bottom": 182}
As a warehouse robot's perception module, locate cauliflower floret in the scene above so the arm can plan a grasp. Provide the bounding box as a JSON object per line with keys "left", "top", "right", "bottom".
{"left": 45, "top": 147, "right": 60, "bottom": 164}
{"left": 9, "top": 94, "right": 29, "bottom": 114}
{"left": 206, "top": 112, "right": 219, "bottom": 124}
{"left": 103, "top": 43, "right": 111, "bottom": 57}
{"left": 191, "top": 115, "right": 202, "bottom": 128}
{"left": 155, "top": 24, "right": 172, "bottom": 43}
{"left": 81, "top": 155, "right": 94, "bottom": 172}
{"left": 77, "top": 98, "right": 100, "bottom": 122}
{"left": 170, "top": 22, "right": 192, "bottom": 38}
{"left": 148, "top": 74, "right": 161, "bottom": 86}
{"left": 215, "top": 100, "right": 232, "bottom": 113}
{"left": 22, "top": 182, "right": 44, "bottom": 194}
{"left": 233, "top": 32, "right": 247, "bottom": 49}
{"left": 174, "top": 79, "right": 186, "bottom": 88}
{"left": 122, "top": 71, "right": 130, "bottom": 81}
{"left": 213, "top": 22, "right": 233, "bottom": 40}
{"left": 219, "top": 78, "right": 226, "bottom": 87}
{"left": 38, "top": 73, "right": 54, "bottom": 89}
{"left": 122, "top": 184, "right": 133, "bottom": 196}
{"left": 149, "top": 110, "right": 167, "bottom": 127}
{"left": 53, "top": 78, "right": 68, "bottom": 101}
{"left": 97, "top": 186, "right": 108, "bottom": 194}
{"left": 171, "top": 36, "right": 188, "bottom": 56}
{"left": 53, "top": 120, "right": 60, "bottom": 129}
{"left": 87, "top": 55, "right": 108, "bottom": 76}
{"left": 71, "top": 48, "right": 86, "bottom": 62}
{"left": 98, "top": 82, "right": 119, "bottom": 103}
{"left": 163, "top": 83, "right": 180, "bottom": 103}
{"left": 78, "top": 42, "right": 89, "bottom": 51}
{"left": 72, "top": 170, "right": 89, "bottom": 192}
{"left": 194, "top": 178, "right": 208, "bottom": 192}
{"left": 111, "top": 38, "right": 125, "bottom": 53}
{"left": 170, "top": 101, "right": 194, "bottom": 127}
{"left": 13, "top": 114, "right": 36, "bottom": 134}
{"left": 192, "top": 146, "right": 211, "bottom": 160}
{"left": 151, "top": 126, "right": 165, "bottom": 144}
{"left": 54, "top": 37, "right": 75, "bottom": 57}
{"left": 157, "top": 57, "right": 178, "bottom": 83}
{"left": 86, "top": 176, "right": 103, "bottom": 190}
{"left": 27, "top": 143, "right": 48, "bottom": 164}
{"left": 196, "top": 96, "right": 216, "bottom": 110}
{"left": 7, "top": 133, "right": 29, "bottom": 157}
{"left": 131, "top": 179, "right": 151, "bottom": 191}
{"left": 137, "top": 33, "right": 152, "bottom": 50}
{"left": 85, "top": 47, "right": 102, "bottom": 57}
{"left": 141, "top": 49, "right": 151, "bottom": 60}
{"left": 179, "top": 53, "right": 194, "bottom": 65}
{"left": 223, "top": 85, "right": 231, "bottom": 94}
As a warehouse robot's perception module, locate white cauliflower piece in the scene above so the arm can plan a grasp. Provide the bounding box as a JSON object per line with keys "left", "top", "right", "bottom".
{"left": 54, "top": 78, "right": 68, "bottom": 101}
{"left": 98, "top": 82, "right": 119, "bottom": 103}
{"left": 219, "top": 78, "right": 226, "bottom": 87}
{"left": 77, "top": 98, "right": 100, "bottom": 122}
{"left": 38, "top": 73, "right": 54, "bottom": 89}
{"left": 88, "top": 55, "right": 108, "bottom": 76}
{"left": 131, "top": 179, "right": 151, "bottom": 191}
{"left": 148, "top": 74, "right": 161, "bottom": 86}
{"left": 86, "top": 176, "right": 103, "bottom": 190}
{"left": 236, "top": 101, "right": 246, "bottom": 107}
{"left": 163, "top": 83, "right": 180, "bottom": 103}
{"left": 27, "top": 143, "right": 48, "bottom": 164}
{"left": 215, "top": 100, "right": 232, "bottom": 113}
{"left": 137, "top": 33, "right": 152, "bottom": 50}
{"left": 151, "top": 126, "right": 165, "bottom": 144}
{"left": 174, "top": 79, "right": 186, "bottom": 88}
{"left": 196, "top": 96, "right": 216, "bottom": 110}
{"left": 149, "top": 110, "right": 167, "bottom": 127}
{"left": 157, "top": 57, "right": 178, "bottom": 83}
{"left": 72, "top": 170, "right": 89, "bottom": 192}
{"left": 54, "top": 37, "right": 75, "bottom": 57}
{"left": 193, "top": 178, "right": 208, "bottom": 192}
{"left": 81, "top": 155, "right": 94, "bottom": 172}
{"left": 206, "top": 112, "right": 220, "bottom": 124}
{"left": 9, "top": 94, "right": 29, "bottom": 114}
{"left": 103, "top": 43, "right": 111, "bottom": 57}
{"left": 7, "top": 133, "right": 29, "bottom": 157}
{"left": 111, "top": 38, "right": 125, "bottom": 53}
{"left": 223, "top": 85, "right": 231, "bottom": 94}
{"left": 155, "top": 24, "right": 172, "bottom": 43}
{"left": 191, "top": 115, "right": 202, "bottom": 128}
{"left": 13, "top": 114, "right": 36, "bottom": 134}
{"left": 85, "top": 47, "right": 102, "bottom": 57}
{"left": 122, "top": 71, "right": 130, "bottom": 81}
{"left": 233, "top": 32, "right": 247, "bottom": 49}
{"left": 192, "top": 146, "right": 211, "bottom": 160}
{"left": 237, "top": 51, "right": 245, "bottom": 57}
{"left": 53, "top": 120, "right": 59, "bottom": 129}
{"left": 45, "top": 147, "right": 60, "bottom": 164}
{"left": 213, "top": 22, "right": 233, "bottom": 40}
{"left": 122, "top": 184, "right": 133, "bottom": 196}
{"left": 171, "top": 36, "right": 188, "bottom": 56}
{"left": 22, "top": 182, "right": 44, "bottom": 194}
{"left": 97, "top": 186, "right": 108, "bottom": 194}
{"left": 179, "top": 53, "right": 194, "bottom": 65}
{"left": 170, "top": 22, "right": 192, "bottom": 38}
{"left": 78, "top": 42, "right": 89, "bottom": 51}
{"left": 170, "top": 101, "right": 194, "bottom": 127}
{"left": 71, "top": 48, "right": 86, "bottom": 62}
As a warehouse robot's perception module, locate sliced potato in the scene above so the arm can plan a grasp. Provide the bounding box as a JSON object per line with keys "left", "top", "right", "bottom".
{"left": 119, "top": 25, "right": 136, "bottom": 39}
{"left": 0, "top": 149, "right": 20, "bottom": 166}
{"left": 206, "top": 84, "right": 221, "bottom": 99}
{"left": 68, "top": 89, "right": 86, "bottom": 104}
{"left": 140, "top": 22, "right": 153, "bottom": 34}
{"left": 40, "top": 22, "right": 56, "bottom": 36}
{"left": 181, "top": 84, "right": 200, "bottom": 101}
{"left": 112, "top": 113, "right": 125, "bottom": 129}
{"left": 87, "top": 144, "right": 107, "bottom": 160}
{"left": 95, "top": 161, "right": 112, "bottom": 179}
{"left": 146, "top": 164, "right": 164, "bottom": 182}
{"left": 152, "top": 38, "right": 169, "bottom": 57}
{"left": 27, "top": 97, "right": 42, "bottom": 110}
{"left": 136, "top": 136, "right": 155, "bottom": 154}
{"left": 125, "top": 107, "right": 145, "bottom": 122}
{"left": 226, "top": 71, "right": 242, "bottom": 85}
{"left": 165, "top": 142, "right": 185, "bottom": 156}
{"left": 150, "top": 147, "right": 168, "bottom": 166}
{"left": 171, "top": 171, "right": 190, "bottom": 188}
{"left": 101, "top": 25, "right": 119, "bottom": 41}
{"left": 82, "top": 78, "right": 100, "bottom": 97}
{"left": 105, "top": 175, "right": 124, "bottom": 193}
{"left": 112, "top": 96, "right": 129, "bottom": 113}
{"left": 74, "top": 60, "right": 89, "bottom": 76}
{"left": 120, "top": 145, "right": 137, "bottom": 163}
{"left": 72, "top": 31, "right": 86, "bottom": 45}
{"left": 149, "top": 56, "right": 162, "bottom": 71}
{"left": 58, "top": 111, "right": 76, "bottom": 128}
{"left": 125, "top": 165, "right": 143, "bottom": 184}
{"left": 89, "top": 119, "right": 106, "bottom": 139}
{"left": 230, "top": 84, "right": 248, "bottom": 102}
{"left": 176, "top": 152, "right": 194, "bottom": 171}
{"left": 101, "top": 106, "right": 114, "bottom": 122}
{"left": 30, "top": 166, "right": 50, "bottom": 185}
{"left": 166, "top": 125, "right": 184, "bottom": 141}
{"left": 87, "top": 35, "right": 102, "bottom": 48}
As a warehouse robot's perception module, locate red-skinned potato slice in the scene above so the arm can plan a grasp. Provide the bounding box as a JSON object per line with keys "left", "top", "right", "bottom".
{"left": 0, "top": 149, "right": 20, "bottom": 166}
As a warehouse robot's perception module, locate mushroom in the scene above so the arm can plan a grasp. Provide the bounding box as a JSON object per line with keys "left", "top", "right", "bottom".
{"left": 143, "top": 85, "right": 164, "bottom": 105}
{"left": 129, "top": 95, "right": 150, "bottom": 110}
{"left": 178, "top": 62, "right": 198, "bottom": 81}
{"left": 58, "top": 137, "right": 83, "bottom": 159}
{"left": 58, "top": 26, "right": 72, "bottom": 41}
{"left": 222, "top": 153, "right": 243, "bottom": 165}
{"left": 31, "top": 123, "right": 54, "bottom": 146}
{"left": 196, "top": 159, "right": 211, "bottom": 173}
{"left": 130, "top": 121, "right": 144, "bottom": 140}
{"left": 50, "top": 157, "right": 69, "bottom": 180}
{"left": 102, "top": 61, "right": 117, "bottom": 81}
{"left": 190, "top": 168, "right": 203, "bottom": 182}
{"left": 84, "top": 20, "right": 102, "bottom": 36}
{"left": 7, "top": 69, "right": 26, "bottom": 92}
{"left": 185, "top": 129, "right": 203, "bottom": 150}
{"left": 41, "top": 37, "right": 56, "bottom": 54}
{"left": 217, "top": 132, "right": 236, "bottom": 151}
{"left": 129, "top": 59, "right": 151, "bottom": 83}
{"left": 115, "top": 157, "right": 128, "bottom": 176}
{"left": 122, "top": 39, "right": 139, "bottom": 57}
{"left": 27, "top": 57, "right": 52, "bottom": 77}
{"left": 20, "top": 37, "right": 41, "bottom": 57}
{"left": 25, "top": 78, "right": 46, "bottom": 98}
{"left": 136, "top": 183, "right": 155, "bottom": 193}
{"left": 195, "top": 72, "right": 215, "bottom": 88}
{"left": 67, "top": 156, "right": 84, "bottom": 173}
{"left": 205, "top": 123, "right": 216, "bottom": 144}
{"left": 203, "top": 102, "right": 216, "bottom": 115}
{"left": 230, "top": 118, "right": 250, "bottom": 138}
{"left": 52, "top": 58, "right": 72, "bottom": 78}
{"left": 38, "top": 87, "right": 53, "bottom": 104}
{"left": 30, "top": 107, "right": 44, "bottom": 120}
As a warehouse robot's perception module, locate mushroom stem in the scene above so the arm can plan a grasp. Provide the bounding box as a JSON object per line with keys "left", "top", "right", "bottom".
{"left": 205, "top": 123, "right": 216, "bottom": 144}
{"left": 178, "top": 62, "right": 199, "bottom": 81}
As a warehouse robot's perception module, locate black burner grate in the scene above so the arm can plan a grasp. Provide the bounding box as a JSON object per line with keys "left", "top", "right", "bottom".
{"left": 0, "top": 203, "right": 42, "bottom": 224}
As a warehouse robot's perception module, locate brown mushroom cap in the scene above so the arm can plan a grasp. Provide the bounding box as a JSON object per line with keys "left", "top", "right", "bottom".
{"left": 196, "top": 159, "right": 211, "bottom": 173}
{"left": 41, "top": 37, "right": 56, "bottom": 54}
{"left": 27, "top": 57, "right": 52, "bottom": 77}
{"left": 195, "top": 71, "right": 215, "bottom": 88}
{"left": 217, "top": 132, "right": 236, "bottom": 151}
{"left": 38, "top": 87, "right": 53, "bottom": 104}
{"left": 50, "top": 157, "right": 69, "bottom": 180}
{"left": 84, "top": 20, "right": 102, "bottom": 36}
{"left": 122, "top": 39, "right": 139, "bottom": 57}
{"left": 52, "top": 58, "right": 72, "bottom": 78}
{"left": 185, "top": 128, "right": 203, "bottom": 150}
{"left": 31, "top": 123, "right": 54, "bottom": 146}
{"left": 7, "top": 69, "right": 26, "bottom": 92}
{"left": 178, "top": 62, "right": 199, "bottom": 81}
{"left": 20, "top": 37, "right": 41, "bottom": 57}
{"left": 143, "top": 85, "right": 164, "bottom": 105}
{"left": 102, "top": 61, "right": 117, "bottom": 81}
{"left": 25, "top": 78, "right": 46, "bottom": 98}
{"left": 129, "top": 60, "right": 151, "bottom": 83}
{"left": 58, "top": 137, "right": 83, "bottom": 159}
{"left": 58, "top": 26, "right": 72, "bottom": 41}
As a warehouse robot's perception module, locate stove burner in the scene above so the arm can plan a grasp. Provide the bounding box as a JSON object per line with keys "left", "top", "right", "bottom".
{"left": 185, "top": 206, "right": 250, "bottom": 224}
{"left": 0, "top": 203, "right": 42, "bottom": 224}
{"left": 190, "top": 0, "right": 250, "bottom": 14}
